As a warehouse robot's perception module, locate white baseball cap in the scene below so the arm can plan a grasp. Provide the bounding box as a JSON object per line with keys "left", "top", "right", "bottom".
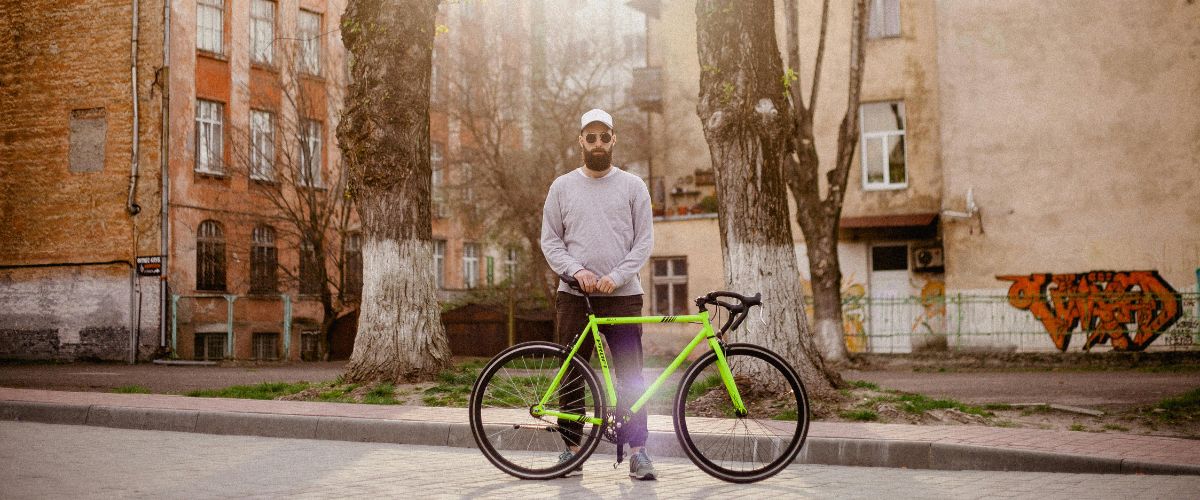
{"left": 580, "top": 108, "right": 614, "bottom": 132}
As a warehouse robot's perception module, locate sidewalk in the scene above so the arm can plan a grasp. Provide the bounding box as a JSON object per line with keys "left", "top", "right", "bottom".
{"left": 2, "top": 387, "right": 1197, "bottom": 476}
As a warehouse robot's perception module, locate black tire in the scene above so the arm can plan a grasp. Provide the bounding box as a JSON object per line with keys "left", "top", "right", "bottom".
{"left": 468, "top": 341, "right": 607, "bottom": 480}
{"left": 673, "top": 344, "right": 810, "bottom": 483}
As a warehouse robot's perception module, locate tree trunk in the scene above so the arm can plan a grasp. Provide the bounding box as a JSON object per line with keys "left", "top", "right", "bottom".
{"left": 696, "top": 0, "right": 840, "bottom": 401}
{"left": 338, "top": 0, "right": 450, "bottom": 382}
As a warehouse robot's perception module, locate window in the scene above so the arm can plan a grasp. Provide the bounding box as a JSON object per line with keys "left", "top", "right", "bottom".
{"left": 461, "top": 163, "right": 474, "bottom": 205}
{"left": 250, "top": 0, "right": 275, "bottom": 64}
{"left": 504, "top": 247, "right": 518, "bottom": 283}
{"left": 252, "top": 332, "right": 279, "bottom": 360}
{"left": 298, "top": 10, "right": 321, "bottom": 75}
{"left": 871, "top": 245, "right": 909, "bottom": 271}
{"left": 299, "top": 119, "right": 322, "bottom": 187}
{"left": 433, "top": 239, "right": 446, "bottom": 289}
{"left": 195, "top": 99, "right": 225, "bottom": 174}
{"left": 300, "top": 331, "right": 320, "bottom": 361}
{"left": 430, "top": 45, "right": 440, "bottom": 103}
{"left": 250, "top": 225, "right": 277, "bottom": 294}
{"left": 860, "top": 101, "right": 907, "bottom": 190}
{"left": 194, "top": 332, "right": 226, "bottom": 360}
{"left": 486, "top": 256, "right": 495, "bottom": 287}
{"left": 462, "top": 243, "right": 479, "bottom": 289}
{"left": 431, "top": 143, "right": 447, "bottom": 218}
{"left": 343, "top": 232, "right": 363, "bottom": 299}
{"left": 250, "top": 110, "right": 274, "bottom": 180}
{"left": 69, "top": 108, "right": 106, "bottom": 173}
{"left": 197, "top": 0, "right": 224, "bottom": 53}
{"left": 300, "top": 238, "right": 322, "bottom": 295}
{"left": 651, "top": 257, "right": 688, "bottom": 315}
{"left": 868, "top": 0, "right": 901, "bottom": 39}
{"left": 196, "top": 220, "right": 226, "bottom": 291}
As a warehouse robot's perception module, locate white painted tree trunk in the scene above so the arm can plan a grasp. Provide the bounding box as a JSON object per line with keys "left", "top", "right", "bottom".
{"left": 345, "top": 237, "right": 450, "bottom": 381}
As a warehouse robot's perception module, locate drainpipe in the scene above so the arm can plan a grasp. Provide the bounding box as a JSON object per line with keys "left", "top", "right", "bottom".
{"left": 159, "top": 0, "right": 171, "bottom": 350}
{"left": 126, "top": 0, "right": 143, "bottom": 364}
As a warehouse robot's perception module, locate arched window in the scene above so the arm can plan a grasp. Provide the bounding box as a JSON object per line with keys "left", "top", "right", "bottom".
{"left": 196, "top": 220, "right": 226, "bottom": 291}
{"left": 250, "top": 225, "right": 277, "bottom": 294}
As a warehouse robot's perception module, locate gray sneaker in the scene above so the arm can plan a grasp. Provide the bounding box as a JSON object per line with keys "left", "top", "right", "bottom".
{"left": 558, "top": 450, "right": 583, "bottom": 477}
{"left": 628, "top": 449, "right": 657, "bottom": 480}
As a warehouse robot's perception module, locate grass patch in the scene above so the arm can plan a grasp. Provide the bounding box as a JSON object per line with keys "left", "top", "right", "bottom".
{"left": 112, "top": 385, "right": 152, "bottom": 394}
{"left": 846, "top": 380, "right": 880, "bottom": 391}
{"left": 773, "top": 409, "right": 799, "bottom": 421}
{"left": 362, "top": 383, "right": 399, "bottom": 405}
{"left": 982, "top": 403, "right": 1013, "bottom": 411}
{"left": 840, "top": 409, "right": 878, "bottom": 421}
{"left": 1156, "top": 388, "right": 1200, "bottom": 416}
{"left": 423, "top": 366, "right": 480, "bottom": 407}
{"left": 993, "top": 420, "right": 1018, "bottom": 428}
{"left": 884, "top": 393, "right": 992, "bottom": 417}
{"left": 187, "top": 381, "right": 310, "bottom": 400}
{"left": 1069, "top": 423, "right": 1088, "bottom": 432}
{"left": 1102, "top": 423, "right": 1129, "bottom": 432}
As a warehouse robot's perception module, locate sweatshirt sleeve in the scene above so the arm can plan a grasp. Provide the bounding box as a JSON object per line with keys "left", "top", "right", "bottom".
{"left": 604, "top": 179, "right": 654, "bottom": 288}
{"left": 540, "top": 182, "right": 585, "bottom": 278}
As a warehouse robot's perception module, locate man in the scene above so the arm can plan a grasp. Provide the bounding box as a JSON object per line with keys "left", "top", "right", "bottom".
{"left": 540, "top": 108, "right": 656, "bottom": 480}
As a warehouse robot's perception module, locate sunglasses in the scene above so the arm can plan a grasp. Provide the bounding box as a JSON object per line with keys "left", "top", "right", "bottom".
{"left": 584, "top": 132, "right": 612, "bottom": 144}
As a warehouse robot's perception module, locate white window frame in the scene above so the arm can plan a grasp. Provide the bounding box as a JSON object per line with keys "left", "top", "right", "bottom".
{"left": 197, "top": 0, "right": 224, "bottom": 54}
{"left": 194, "top": 99, "right": 224, "bottom": 174}
{"left": 868, "top": 0, "right": 901, "bottom": 39}
{"left": 250, "top": 0, "right": 275, "bottom": 65}
{"left": 462, "top": 243, "right": 479, "bottom": 289}
{"left": 859, "top": 101, "right": 908, "bottom": 191}
{"left": 504, "top": 247, "right": 518, "bottom": 282}
{"left": 433, "top": 239, "right": 446, "bottom": 289}
{"left": 299, "top": 119, "right": 323, "bottom": 187}
{"left": 250, "top": 109, "right": 274, "bottom": 181}
{"left": 298, "top": 10, "right": 322, "bottom": 75}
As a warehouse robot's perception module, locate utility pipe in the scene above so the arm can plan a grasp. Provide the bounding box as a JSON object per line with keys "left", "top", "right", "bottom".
{"left": 159, "top": 0, "right": 171, "bottom": 349}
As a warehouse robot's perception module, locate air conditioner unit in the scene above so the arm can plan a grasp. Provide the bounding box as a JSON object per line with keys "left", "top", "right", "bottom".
{"left": 912, "top": 245, "right": 944, "bottom": 273}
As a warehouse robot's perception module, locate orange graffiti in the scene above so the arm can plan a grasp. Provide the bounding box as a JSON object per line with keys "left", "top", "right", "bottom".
{"left": 997, "top": 271, "right": 1181, "bottom": 352}
{"left": 911, "top": 280, "right": 946, "bottom": 334}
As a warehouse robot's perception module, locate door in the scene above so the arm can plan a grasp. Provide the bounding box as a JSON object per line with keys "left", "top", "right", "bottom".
{"left": 868, "top": 244, "right": 912, "bottom": 353}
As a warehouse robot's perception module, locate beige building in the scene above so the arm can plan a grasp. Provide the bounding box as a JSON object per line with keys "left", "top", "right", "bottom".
{"left": 632, "top": 0, "right": 1200, "bottom": 353}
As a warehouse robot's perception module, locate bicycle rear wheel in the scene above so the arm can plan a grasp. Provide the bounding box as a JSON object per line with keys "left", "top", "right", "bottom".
{"left": 673, "top": 343, "right": 810, "bottom": 483}
{"left": 468, "top": 341, "right": 606, "bottom": 480}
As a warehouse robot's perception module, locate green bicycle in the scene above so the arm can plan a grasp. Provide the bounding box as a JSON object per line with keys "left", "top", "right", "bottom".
{"left": 468, "top": 274, "right": 810, "bottom": 483}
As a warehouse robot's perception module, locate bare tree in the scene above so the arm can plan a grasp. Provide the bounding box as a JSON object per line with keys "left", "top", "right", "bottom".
{"left": 695, "top": 0, "right": 839, "bottom": 401}
{"left": 227, "top": 45, "right": 358, "bottom": 361}
{"left": 439, "top": 4, "right": 636, "bottom": 304}
{"left": 337, "top": 0, "right": 450, "bottom": 382}
{"left": 781, "top": 0, "right": 867, "bottom": 363}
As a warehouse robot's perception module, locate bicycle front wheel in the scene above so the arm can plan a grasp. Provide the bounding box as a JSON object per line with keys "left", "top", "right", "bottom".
{"left": 468, "top": 341, "right": 606, "bottom": 480}
{"left": 673, "top": 343, "right": 810, "bottom": 483}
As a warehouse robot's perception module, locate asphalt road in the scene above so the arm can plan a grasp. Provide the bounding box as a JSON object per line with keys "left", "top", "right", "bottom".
{"left": 3, "top": 421, "right": 1197, "bottom": 499}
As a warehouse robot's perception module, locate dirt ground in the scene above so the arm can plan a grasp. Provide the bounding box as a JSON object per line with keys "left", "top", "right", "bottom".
{"left": 3, "top": 357, "right": 1197, "bottom": 438}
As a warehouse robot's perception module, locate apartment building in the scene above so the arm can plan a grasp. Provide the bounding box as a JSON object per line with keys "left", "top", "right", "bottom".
{"left": 629, "top": 0, "right": 1199, "bottom": 353}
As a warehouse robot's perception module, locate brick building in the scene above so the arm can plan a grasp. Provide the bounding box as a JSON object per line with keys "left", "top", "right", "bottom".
{"left": 1, "top": 0, "right": 356, "bottom": 362}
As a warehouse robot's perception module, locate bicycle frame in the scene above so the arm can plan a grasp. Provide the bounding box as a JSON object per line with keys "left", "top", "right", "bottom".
{"left": 532, "top": 309, "right": 747, "bottom": 426}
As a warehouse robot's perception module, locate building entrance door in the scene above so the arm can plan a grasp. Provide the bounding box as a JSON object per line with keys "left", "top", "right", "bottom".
{"left": 869, "top": 244, "right": 912, "bottom": 353}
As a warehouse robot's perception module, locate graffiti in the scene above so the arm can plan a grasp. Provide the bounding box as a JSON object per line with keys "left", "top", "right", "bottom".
{"left": 842, "top": 281, "right": 868, "bottom": 353}
{"left": 997, "top": 271, "right": 1181, "bottom": 352}
{"left": 911, "top": 279, "right": 946, "bottom": 335}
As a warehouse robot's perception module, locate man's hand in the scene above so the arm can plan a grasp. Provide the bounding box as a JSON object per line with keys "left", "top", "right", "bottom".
{"left": 573, "top": 269, "right": 599, "bottom": 293}
{"left": 596, "top": 276, "right": 617, "bottom": 294}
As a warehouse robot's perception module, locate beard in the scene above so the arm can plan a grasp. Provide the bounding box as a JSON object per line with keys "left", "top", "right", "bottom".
{"left": 583, "top": 147, "right": 611, "bottom": 171}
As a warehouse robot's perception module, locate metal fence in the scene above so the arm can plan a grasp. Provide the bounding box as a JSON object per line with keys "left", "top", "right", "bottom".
{"left": 832, "top": 292, "right": 1200, "bottom": 354}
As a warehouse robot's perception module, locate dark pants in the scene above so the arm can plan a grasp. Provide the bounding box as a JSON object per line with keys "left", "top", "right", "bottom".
{"left": 556, "top": 292, "right": 648, "bottom": 448}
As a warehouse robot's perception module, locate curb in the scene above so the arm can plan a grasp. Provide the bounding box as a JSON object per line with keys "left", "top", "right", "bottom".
{"left": 2, "top": 400, "right": 1197, "bottom": 476}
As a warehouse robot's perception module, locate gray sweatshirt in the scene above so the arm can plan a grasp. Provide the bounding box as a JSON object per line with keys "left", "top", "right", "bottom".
{"left": 540, "top": 167, "right": 654, "bottom": 297}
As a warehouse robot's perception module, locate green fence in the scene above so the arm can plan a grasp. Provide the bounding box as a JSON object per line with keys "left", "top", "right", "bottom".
{"left": 830, "top": 292, "right": 1200, "bottom": 354}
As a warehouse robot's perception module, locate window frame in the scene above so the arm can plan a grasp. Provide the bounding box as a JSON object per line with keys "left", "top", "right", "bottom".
{"left": 249, "top": 109, "right": 275, "bottom": 181}
{"left": 650, "top": 256, "right": 688, "bottom": 315}
{"left": 194, "top": 332, "right": 226, "bottom": 361}
{"left": 249, "top": 0, "right": 275, "bottom": 65}
{"left": 194, "top": 99, "right": 225, "bottom": 175}
{"left": 504, "top": 247, "right": 518, "bottom": 283}
{"left": 299, "top": 238, "right": 322, "bottom": 295}
{"left": 252, "top": 332, "right": 280, "bottom": 361}
{"left": 250, "top": 225, "right": 277, "bottom": 294}
{"left": 196, "top": 220, "right": 227, "bottom": 291}
{"left": 197, "top": 0, "right": 225, "bottom": 54}
{"left": 859, "top": 101, "right": 908, "bottom": 191}
{"left": 431, "top": 142, "right": 447, "bottom": 218}
{"left": 868, "top": 0, "right": 901, "bottom": 39}
{"left": 462, "top": 242, "right": 479, "bottom": 289}
{"left": 343, "top": 232, "right": 363, "bottom": 299}
{"left": 433, "top": 239, "right": 446, "bottom": 289}
{"left": 297, "top": 10, "right": 322, "bottom": 76}
{"left": 299, "top": 119, "right": 323, "bottom": 187}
